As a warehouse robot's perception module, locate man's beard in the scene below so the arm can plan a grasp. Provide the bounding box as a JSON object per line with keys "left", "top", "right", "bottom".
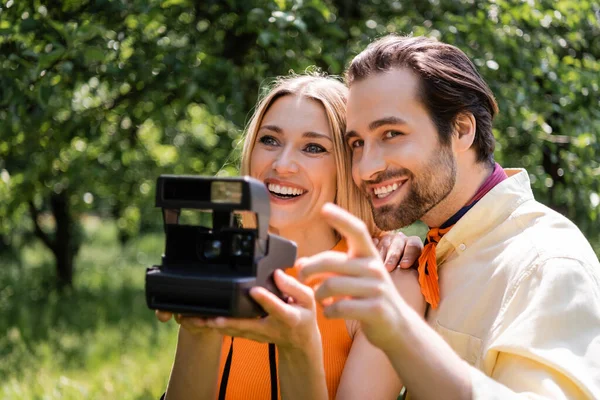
{"left": 365, "top": 145, "right": 457, "bottom": 230}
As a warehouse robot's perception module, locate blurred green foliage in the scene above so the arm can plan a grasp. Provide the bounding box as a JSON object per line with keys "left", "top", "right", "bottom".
{"left": 0, "top": 218, "right": 178, "bottom": 399}
{"left": 1, "top": 0, "right": 599, "bottom": 286}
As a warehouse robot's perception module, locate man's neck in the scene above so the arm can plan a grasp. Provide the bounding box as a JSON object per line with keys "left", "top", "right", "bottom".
{"left": 421, "top": 161, "right": 494, "bottom": 228}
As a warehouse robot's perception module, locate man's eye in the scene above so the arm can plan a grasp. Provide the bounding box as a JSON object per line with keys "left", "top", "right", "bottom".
{"left": 258, "top": 135, "right": 278, "bottom": 146}
{"left": 304, "top": 143, "right": 326, "bottom": 154}
{"left": 350, "top": 139, "right": 364, "bottom": 149}
{"left": 384, "top": 130, "right": 403, "bottom": 139}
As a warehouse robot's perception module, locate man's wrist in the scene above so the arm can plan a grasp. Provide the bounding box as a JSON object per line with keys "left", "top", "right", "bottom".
{"left": 379, "top": 296, "right": 420, "bottom": 355}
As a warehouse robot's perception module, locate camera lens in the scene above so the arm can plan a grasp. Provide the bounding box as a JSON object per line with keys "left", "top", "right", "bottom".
{"left": 203, "top": 239, "right": 222, "bottom": 259}
{"left": 231, "top": 234, "right": 253, "bottom": 257}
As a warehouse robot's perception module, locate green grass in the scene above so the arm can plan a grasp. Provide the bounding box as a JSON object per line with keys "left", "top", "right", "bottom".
{"left": 0, "top": 217, "right": 427, "bottom": 400}
{"left": 0, "top": 218, "right": 596, "bottom": 400}
{"left": 0, "top": 219, "right": 178, "bottom": 400}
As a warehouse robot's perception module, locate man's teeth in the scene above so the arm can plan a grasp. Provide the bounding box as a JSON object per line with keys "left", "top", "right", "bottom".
{"left": 374, "top": 183, "right": 399, "bottom": 198}
{"left": 268, "top": 183, "right": 305, "bottom": 196}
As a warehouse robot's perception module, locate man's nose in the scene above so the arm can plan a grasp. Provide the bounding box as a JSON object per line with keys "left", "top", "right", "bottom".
{"left": 357, "top": 143, "right": 386, "bottom": 181}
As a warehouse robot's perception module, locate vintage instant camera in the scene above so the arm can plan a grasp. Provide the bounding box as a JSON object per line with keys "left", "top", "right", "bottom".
{"left": 145, "top": 175, "right": 297, "bottom": 318}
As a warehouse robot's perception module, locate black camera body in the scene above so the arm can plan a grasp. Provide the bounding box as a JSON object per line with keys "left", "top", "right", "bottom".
{"left": 145, "top": 175, "right": 297, "bottom": 318}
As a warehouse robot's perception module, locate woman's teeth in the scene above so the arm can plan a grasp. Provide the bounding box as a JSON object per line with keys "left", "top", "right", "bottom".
{"left": 374, "top": 182, "right": 399, "bottom": 198}
{"left": 268, "top": 183, "right": 305, "bottom": 197}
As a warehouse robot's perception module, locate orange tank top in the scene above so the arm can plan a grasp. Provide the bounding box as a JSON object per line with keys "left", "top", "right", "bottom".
{"left": 216, "top": 239, "right": 352, "bottom": 400}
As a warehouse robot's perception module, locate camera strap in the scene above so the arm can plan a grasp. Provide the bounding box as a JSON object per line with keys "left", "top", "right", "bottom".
{"left": 218, "top": 339, "right": 279, "bottom": 400}
{"left": 218, "top": 338, "right": 235, "bottom": 400}
{"left": 268, "top": 343, "right": 278, "bottom": 400}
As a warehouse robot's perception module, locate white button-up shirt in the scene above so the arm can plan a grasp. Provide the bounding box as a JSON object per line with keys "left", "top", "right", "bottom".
{"left": 427, "top": 168, "right": 600, "bottom": 398}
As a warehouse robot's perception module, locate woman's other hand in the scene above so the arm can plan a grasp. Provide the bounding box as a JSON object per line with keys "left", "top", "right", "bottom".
{"left": 373, "top": 231, "right": 424, "bottom": 272}
{"left": 156, "top": 310, "right": 174, "bottom": 322}
{"left": 156, "top": 310, "right": 223, "bottom": 340}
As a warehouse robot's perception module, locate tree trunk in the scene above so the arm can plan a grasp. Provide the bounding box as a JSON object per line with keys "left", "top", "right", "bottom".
{"left": 51, "top": 192, "right": 75, "bottom": 288}
{"left": 0, "top": 233, "right": 17, "bottom": 260}
{"left": 29, "top": 191, "right": 80, "bottom": 289}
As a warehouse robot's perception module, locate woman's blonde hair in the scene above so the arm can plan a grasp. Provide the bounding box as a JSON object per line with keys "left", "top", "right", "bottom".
{"left": 239, "top": 73, "right": 379, "bottom": 236}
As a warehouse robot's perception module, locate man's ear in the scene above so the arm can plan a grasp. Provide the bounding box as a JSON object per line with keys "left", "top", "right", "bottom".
{"left": 452, "top": 112, "right": 477, "bottom": 153}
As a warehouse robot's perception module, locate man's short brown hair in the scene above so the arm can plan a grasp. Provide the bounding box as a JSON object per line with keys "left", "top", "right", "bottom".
{"left": 346, "top": 35, "right": 499, "bottom": 165}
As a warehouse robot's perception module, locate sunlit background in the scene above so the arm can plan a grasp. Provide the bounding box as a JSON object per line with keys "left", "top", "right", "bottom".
{"left": 1, "top": 0, "right": 599, "bottom": 398}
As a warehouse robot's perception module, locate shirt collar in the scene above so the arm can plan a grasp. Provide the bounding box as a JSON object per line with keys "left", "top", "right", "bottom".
{"left": 435, "top": 169, "right": 534, "bottom": 265}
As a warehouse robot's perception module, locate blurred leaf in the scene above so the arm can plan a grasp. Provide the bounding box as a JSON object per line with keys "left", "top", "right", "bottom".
{"left": 83, "top": 47, "right": 105, "bottom": 63}
{"left": 0, "top": 0, "right": 598, "bottom": 288}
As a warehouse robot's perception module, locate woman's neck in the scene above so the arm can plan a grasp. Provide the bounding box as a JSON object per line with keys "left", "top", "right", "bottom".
{"left": 271, "top": 223, "right": 338, "bottom": 258}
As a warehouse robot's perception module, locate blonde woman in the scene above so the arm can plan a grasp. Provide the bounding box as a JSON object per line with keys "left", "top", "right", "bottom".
{"left": 157, "top": 74, "right": 425, "bottom": 400}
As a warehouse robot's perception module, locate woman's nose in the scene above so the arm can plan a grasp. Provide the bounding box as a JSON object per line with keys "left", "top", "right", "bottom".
{"left": 272, "top": 148, "right": 299, "bottom": 174}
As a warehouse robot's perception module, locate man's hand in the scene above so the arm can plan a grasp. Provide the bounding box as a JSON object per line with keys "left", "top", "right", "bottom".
{"left": 297, "top": 203, "right": 414, "bottom": 351}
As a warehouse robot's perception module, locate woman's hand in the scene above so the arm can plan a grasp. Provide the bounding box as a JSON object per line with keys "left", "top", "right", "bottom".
{"left": 156, "top": 310, "right": 223, "bottom": 340}
{"left": 373, "top": 231, "right": 424, "bottom": 272}
{"left": 176, "top": 269, "right": 321, "bottom": 351}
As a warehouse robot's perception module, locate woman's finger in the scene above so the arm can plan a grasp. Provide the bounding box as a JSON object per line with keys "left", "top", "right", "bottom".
{"left": 378, "top": 234, "right": 392, "bottom": 261}
{"left": 178, "top": 316, "right": 212, "bottom": 333}
{"left": 399, "top": 236, "right": 424, "bottom": 269}
{"left": 380, "top": 232, "right": 409, "bottom": 270}
{"left": 204, "top": 316, "right": 270, "bottom": 339}
{"left": 207, "top": 325, "right": 268, "bottom": 343}
{"left": 383, "top": 233, "right": 407, "bottom": 272}
{"left": 249, "top": 286, "right": 292, "bottom": 318}
{"left": 272, "top": 269, "right": 314, "bottom": 308}
{"left": 155, "top": 310, "right": 173, "bottom": 322}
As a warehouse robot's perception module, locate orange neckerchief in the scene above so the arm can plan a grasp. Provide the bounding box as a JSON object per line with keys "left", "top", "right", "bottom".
{"left": 417, "top": 163, "right": 508, "bottom": 309}
{"left": 416, "top": 226, "right": 452, "bottom": 309}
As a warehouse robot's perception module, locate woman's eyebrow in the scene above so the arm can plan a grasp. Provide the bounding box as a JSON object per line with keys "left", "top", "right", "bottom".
{"left": 258, "top": 124, "right": 282, "bottom": 133}
{"left": 303, "top": 131, "right": 332, "bottom": 142}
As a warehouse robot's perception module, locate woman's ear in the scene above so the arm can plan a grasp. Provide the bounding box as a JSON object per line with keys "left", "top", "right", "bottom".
{"left": 452, "top": 112, "right": 477, "bottom": 153}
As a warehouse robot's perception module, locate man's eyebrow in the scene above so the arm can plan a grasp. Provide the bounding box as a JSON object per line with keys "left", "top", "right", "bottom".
{"left": 303, "top": 131, "right": 332, "bottom": 142}
{"left": 369, "top": 116, "right": 407, "bottom": 131}
{"left": 345, "top": 130, "right": 360, "bottom": 141}
{"left": 345, "top": 116, "right": 408, "bottom": 140}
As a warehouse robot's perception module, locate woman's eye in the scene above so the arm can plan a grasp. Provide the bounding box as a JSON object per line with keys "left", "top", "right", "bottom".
{"left": 304, "top": 143, "right": 326, "bottom": 154}
{"left": 258, "top": 135, "right": 278, "bottom": 146}
{"left": 384, "top": 130, "right": 403, "bottom": 139}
